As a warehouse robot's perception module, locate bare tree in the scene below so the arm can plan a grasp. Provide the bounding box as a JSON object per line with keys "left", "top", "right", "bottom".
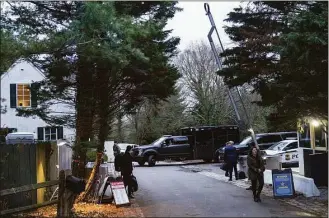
{"left": 176, "top": 41, "right": 233, "bottom": 125}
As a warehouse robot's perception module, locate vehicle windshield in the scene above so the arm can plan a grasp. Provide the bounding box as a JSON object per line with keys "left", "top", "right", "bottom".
{"left": 151, "top": 137, "right": 167, "bottom": 146}
{"left": 235, "top": 135, "right": 260, "bottom": 148}
{"left": 267, "top": 141, "right": 290, "bottom": 151}
{"left": 117, "top": 144, "right": 133, "bottom": 150}
{"left": 239, "top": 136, "right": 252, "bottom": 145}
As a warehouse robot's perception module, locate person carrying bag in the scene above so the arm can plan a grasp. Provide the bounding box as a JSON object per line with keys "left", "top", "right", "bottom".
{"left": 247, "top": 147, "right": 265, "bottom": 202}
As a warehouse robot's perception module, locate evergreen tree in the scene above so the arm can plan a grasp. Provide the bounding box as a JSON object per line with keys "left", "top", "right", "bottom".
{"left": 1, "top": 1, "right": 181, "bottom": 198}
{"left": 217, "top": 1, "right": 327, "bottom": 129}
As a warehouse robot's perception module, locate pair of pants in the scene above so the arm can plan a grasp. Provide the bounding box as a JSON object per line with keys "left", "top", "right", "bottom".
{"left": 251, "top": 174, "right": 264, "bottom": 198}
{"left": 227, "top": 162, "right": 238, "bottom": 180}
{"left": 122, "top": 173, "right": 133, "bottom": 196}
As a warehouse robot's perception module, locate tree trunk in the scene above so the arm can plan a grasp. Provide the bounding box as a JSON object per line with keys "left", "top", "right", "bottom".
{"left": 76, "top": 152, "right": 102, "bottom": 202}
{"left": 117, "top": 112, "right": 123, "bottom": 142}
{"left": 77, "top": 65, "right": 111, "bottom": 202}
{"left": 73, "top": 56, "right": 94, "bottom": 178}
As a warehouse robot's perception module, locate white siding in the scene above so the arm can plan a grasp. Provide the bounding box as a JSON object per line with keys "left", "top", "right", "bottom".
{"left": 0, "top": 60, "right": 75, "bottom": 141}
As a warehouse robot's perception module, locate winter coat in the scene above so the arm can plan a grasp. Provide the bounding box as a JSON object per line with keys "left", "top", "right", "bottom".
{"left": 247, "top": 151, "right": 265, "bottom": 180}
{"left": 121, "top": 152, "right": 133, "bottom": 175}
{"left": 224, "top": 146, "right": 239, "bottom": 164}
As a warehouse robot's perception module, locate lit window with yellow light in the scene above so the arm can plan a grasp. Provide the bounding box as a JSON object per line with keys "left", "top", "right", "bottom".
{"left": 17, "top": 84, "right": 31, "bottom": 107}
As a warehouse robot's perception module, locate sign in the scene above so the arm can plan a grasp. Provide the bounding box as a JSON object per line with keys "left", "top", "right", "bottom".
{"left": 110, "top": 180, "right": 130, "bottom": 206}
{"left": 281, "top": 151, "right": 299, "bottom": 163}
{"left": 272, "top": 169, "right": 295, "bottom": 198}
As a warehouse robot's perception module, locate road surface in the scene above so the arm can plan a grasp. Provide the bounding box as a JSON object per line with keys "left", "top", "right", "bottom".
{"left": 132, "top": 163, "right": 315, "bottom": 217}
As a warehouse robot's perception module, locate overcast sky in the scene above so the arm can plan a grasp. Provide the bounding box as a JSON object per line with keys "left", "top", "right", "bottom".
{"left": 166, "top": 2, "right": 242, "bottom": 52}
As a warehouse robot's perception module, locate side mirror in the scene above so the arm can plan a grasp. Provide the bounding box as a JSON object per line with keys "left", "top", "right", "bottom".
{"left": 161, "top": 141, "right": 167, "bottom": 147}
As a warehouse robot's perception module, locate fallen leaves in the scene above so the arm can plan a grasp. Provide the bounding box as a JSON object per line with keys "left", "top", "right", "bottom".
{"left": 15, "top": 202, "right": 132, "bottom": 217}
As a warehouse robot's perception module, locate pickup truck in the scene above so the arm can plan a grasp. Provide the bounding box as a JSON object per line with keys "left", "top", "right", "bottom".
{"left": 131, "top": 135, "right": 192, "bottom": 166}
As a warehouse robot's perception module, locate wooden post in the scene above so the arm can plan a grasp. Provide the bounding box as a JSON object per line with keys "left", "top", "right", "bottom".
{"left": 57, "top": 170, "right": 65, "bottom": 217}
{"left": 57, "top": 170, "right": 79, "bottom": 217}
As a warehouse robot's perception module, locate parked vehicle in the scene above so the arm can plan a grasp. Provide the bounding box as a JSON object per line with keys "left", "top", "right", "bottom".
{"left": 264, "top": 139, "right": 299, "bottom": 167}
{"left": 113, "top": 143, "right": 139, "bottom": 157}
{"left": 131, "top": 135, "right": 192, "bottom": 166}
{"left": 132, "top": 125, "right": 240, "bottom": 166}
{"left": 215, "top": 132, "right": 297, "bottom": 162}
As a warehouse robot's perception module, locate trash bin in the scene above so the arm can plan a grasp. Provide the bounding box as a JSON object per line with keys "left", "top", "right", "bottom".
{"left": 308, "top": 152, "right": 328, "bottom": 186}
{"left": 237, "top": 155, "right": 248, "bottom": 178}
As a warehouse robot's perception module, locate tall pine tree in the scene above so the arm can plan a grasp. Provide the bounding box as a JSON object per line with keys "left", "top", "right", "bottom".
{"left": 217, "top": 1, "right": 327, "bottom": 129}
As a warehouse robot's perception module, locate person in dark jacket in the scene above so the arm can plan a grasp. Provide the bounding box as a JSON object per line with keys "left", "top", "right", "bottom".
{"left": 121, "top": 146, "right": 134, "bottom": 198}
{"left": 246, "top": 142, "right": 262, "bottom": 190}
{"left": 247, "top": 147, "right": 265, "bottom": 202}
{"left": 224, "top": 141, "right": 239, "bottom": 181}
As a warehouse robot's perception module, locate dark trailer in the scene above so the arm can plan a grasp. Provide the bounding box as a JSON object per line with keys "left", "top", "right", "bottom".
{"left": 181, "top": 125, "right": 240, "bottom": 162}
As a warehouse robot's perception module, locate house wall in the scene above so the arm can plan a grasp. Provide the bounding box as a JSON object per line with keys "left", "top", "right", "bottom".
{"left": 0, "top": 60, "right": 75, "bottom": 141}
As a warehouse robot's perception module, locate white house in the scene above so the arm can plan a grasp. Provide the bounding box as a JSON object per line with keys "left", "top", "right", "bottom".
{"left": 0, "top": 60, "right": 75, "bottom": 141}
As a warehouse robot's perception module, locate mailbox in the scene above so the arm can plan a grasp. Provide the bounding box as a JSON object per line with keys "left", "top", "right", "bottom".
{"left": 65, "top": 175, "right": 86, "bottom": 194}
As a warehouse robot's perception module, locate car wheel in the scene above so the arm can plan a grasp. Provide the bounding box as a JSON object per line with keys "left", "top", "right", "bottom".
{"left": 138, "top": 161, "right": 145, "bottom": 166}
{"left": 148, "top": 155, "right": 156, "bottom": 167}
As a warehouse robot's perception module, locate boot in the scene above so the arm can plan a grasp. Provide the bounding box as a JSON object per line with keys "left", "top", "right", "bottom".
{"left": 256, "top": 192, "right": 261, "bottom": 202}
{"left": 253, "top": 191, "right": 258, "bottom": 202}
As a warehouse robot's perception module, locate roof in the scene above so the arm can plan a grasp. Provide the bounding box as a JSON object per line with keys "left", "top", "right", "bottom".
{"left": 255, "top": 131, "right": 297, "bottom": 136}
{"left": 1, "top": 59, "right": 45, "bottom": 80}
{"left": 8, "top": 132, "right": 34, "bottom": 135}
{"left": 279, "top": 139, "right": 298, "bottom": 143}
{"left": 181, "top": 125, "right": 239, "bottom": 130}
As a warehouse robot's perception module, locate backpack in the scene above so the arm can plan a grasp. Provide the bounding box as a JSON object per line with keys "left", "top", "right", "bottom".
{"left": 114, "top": 153, "right": 124, "bottom": 172}
{"left": 238, "top": 171, "right": 246, "bottom": 180}
{"left": 131, "top": 175, "right": 138, "bottom": 192}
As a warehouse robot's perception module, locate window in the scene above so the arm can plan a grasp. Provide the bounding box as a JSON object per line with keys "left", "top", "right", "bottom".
{"left": 299, "top": 123, "right": 311, "bottom": 148}
{"left": 164, "top": 138, "right": 174, "bottom": 146}
{"left": 17, "top": 84, "right": 31, "bottom": 107}
{"left": 37, "top": 126, "right": 63, "bottom": 141}
{"left": 10, "top": 83, "right": 37, "bottom": 108}
{"left": 173, "top": 137, "right": 188, "bottom": 145}
{"left": 281, "top": 133, "right": 297, "bottom": 140}
{"left": 314, "top": 125, "right": 327, "bottom": 149}
{"left": 257, "top": 135, "right": 282, "bottom": 144}
{"left": 283, "top": 142, "right": 298, "bottom": 151}
{"left": 45, "top": 127, "right": 57, "bottom": 141}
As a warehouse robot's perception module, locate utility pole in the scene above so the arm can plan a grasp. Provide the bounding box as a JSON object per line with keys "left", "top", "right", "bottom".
{"left": 204, "top": 3, "right": 258, "bottom": 147}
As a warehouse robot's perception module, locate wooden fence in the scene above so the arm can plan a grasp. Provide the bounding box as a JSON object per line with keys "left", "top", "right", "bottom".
{"left": 0, "top": 170, "right": 77, "bottom": 216}
{"left": 0, "top": 143, "right": 37, "bottom": 211}
{"left": 0, "top": 180, "right": 59, "bottom": 216}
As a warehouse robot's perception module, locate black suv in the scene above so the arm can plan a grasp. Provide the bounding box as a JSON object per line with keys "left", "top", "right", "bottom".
{"left": 215, "top": 132, "right": 297, "bottom": 162}
{"left": 131, "top": 135, "right": 192, "bottom": 167}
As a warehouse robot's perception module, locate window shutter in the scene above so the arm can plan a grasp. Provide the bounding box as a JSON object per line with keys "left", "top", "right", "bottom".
{"left": 30, "top": 83, "right": 38, "bottom": 108}
{"left": 57, "top": 126, "right": 64, "bottom": 139}
{"left": 10, "top": 84, "right": 17, "bottom": 108}
{"left": 37, "top": 127, "right": 44, "bottom": 141}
